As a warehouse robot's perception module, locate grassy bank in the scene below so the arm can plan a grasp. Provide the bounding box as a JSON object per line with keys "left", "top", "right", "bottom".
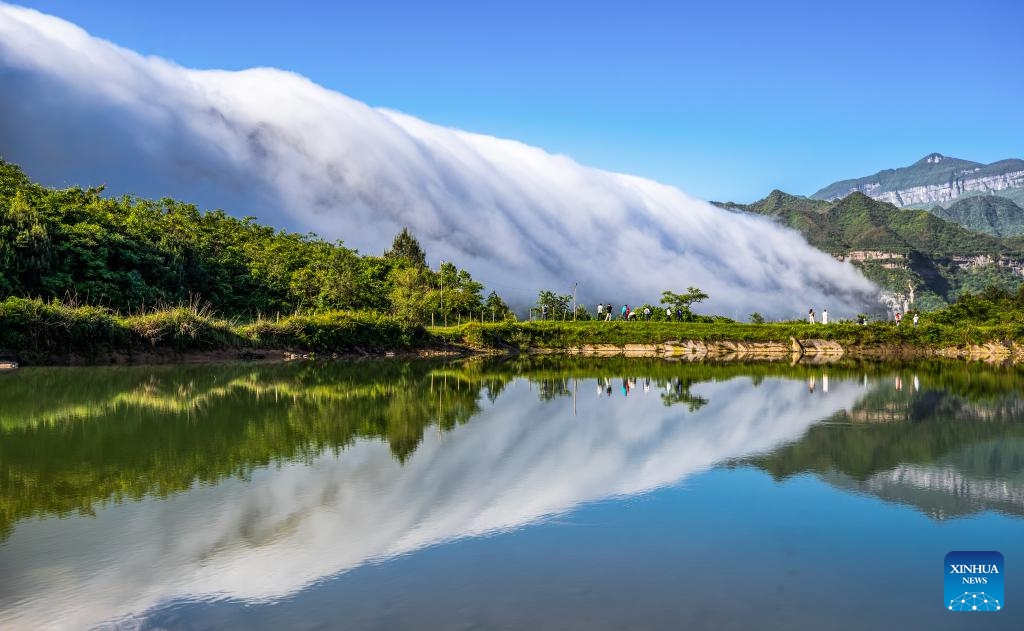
{"left": 3, "top": 297, "right": 1023, "bottom": 365}
{"left": 0, "top": 297, "right": 429, "bottom": 363}
{"left": 431, "top": 319, "right": 1024, "bottom": 350}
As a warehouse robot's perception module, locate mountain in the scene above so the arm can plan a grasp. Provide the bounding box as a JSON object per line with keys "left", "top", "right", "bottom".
{"left": 717, "top": 191, "right": 1024, "bottom": 309}
{"left": 930, "top": 195, "right": 1024, "bottom": 238}
{"left": 812, "top": 153, "right": 1024, "bottom": 208}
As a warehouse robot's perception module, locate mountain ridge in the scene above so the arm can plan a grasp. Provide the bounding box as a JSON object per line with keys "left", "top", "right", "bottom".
{"left": 716, "top": 190, "right": 1024, "bottom": 310}
{"left": 811, "top": 153, "right": 1024, "bottom": 210}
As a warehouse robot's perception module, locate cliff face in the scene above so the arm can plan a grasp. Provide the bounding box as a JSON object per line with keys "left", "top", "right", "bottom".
{"left": 813, "top": 154, "right": 1024, "bottom": 208}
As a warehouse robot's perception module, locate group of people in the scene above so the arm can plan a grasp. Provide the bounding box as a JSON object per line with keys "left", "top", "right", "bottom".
{"left": 807, "top": 308, "right": 920, "bottom": 326}
{"left": 595, "top": 303, "right": 685, "bottom": 321}
{"left": 893, "top": 311, "right": 919, "bottom": 326}
{"left": 807, "top": 308, "right": 829, "bottom": 324}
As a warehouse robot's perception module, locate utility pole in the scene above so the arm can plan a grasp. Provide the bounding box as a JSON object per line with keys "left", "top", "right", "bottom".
{"left": 439, "top": 259, "right": 446, "bottom": 327}
{"left": 573, "top": 282, "right": 578, "bottom": 321}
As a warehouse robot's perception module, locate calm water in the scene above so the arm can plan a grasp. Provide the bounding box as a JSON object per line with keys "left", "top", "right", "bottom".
{"left": 1, "top": 358, "right": 1023, "bottom": 630}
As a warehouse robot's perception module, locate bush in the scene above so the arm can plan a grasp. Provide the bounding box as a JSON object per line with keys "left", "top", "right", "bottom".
{"left": 242, "top": 311, "right": 429, "bottom": 351}
{"left": 0, "top": 297, "right": 125, "bottom": 355}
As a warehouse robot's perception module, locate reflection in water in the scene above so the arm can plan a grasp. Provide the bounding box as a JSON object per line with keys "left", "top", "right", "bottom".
{"left": 0, "top": 359, "right": 1022, "bottom": 629}
{"left": 748, "top": 369, "right": 1024, "bottom": 518}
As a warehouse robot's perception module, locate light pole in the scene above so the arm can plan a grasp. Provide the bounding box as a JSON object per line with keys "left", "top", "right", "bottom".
{"left": 439, "top": 259, "right": 446, "bottom": 327}
{"left": 572, "top": 282, "right": 578, "bottom": 321}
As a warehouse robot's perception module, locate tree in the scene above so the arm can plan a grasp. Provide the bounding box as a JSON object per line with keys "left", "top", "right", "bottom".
{"left": 384, "top": 227, "right": 427, "bottom": 268}
{"left": 388, "top": 267, "right": 435, "bottom": 323}
{"left": 536, "top": 290, "right": 571, "bottom": 320}
{"left": 438, "top": 262, "right": 485, "bottom": 321}
{"left": 660, "top": 287, "right": 709, "bottom": 321}
{"left": 749, "top": 312, "right": 765, "bottom": 325}
{"left": 484, "top": 290, "right": 513, "bottom": 321}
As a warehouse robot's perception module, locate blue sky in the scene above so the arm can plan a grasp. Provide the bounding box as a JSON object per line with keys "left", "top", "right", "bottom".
{"left": 15, "top": 0, "right": 1023, "bottom": 202}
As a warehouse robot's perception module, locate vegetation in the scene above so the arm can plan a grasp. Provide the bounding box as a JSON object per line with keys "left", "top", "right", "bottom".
{"left": 4, "top": 285, "right": 1024, "bottom": 362}
{"left": 718, "top": 189, "right": 1024, "bottom": 307}
{"left": 930, "top": 195, "right": 1024, "bottom": 238}
{"left": 0, "top": 159, "right": 492, "bottom": 323}
{"left": 660, "top": 287, "right": 709, "bottom": 320}
{"left": 3, "top": 158, "right": 1024, "bottom": 363}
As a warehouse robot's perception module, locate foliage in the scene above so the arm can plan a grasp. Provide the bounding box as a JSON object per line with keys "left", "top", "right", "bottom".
{"left": 484, "top": 291, "right": 513, "bottom": 321}
{"left": 749, "top": 312, "right": 765, "bottom": 325}
{"left": 720, "top": 187, "right": 1024, "bottom": 306}
{"left": 536, "top": 290, "right": 572, "bottom": 320}
{"left": 931, "top": 196, "right": 1024, "bottom": 238}
{"left": 383, "top": 226, "right": 427, "bottom": 268}
{"left": 660, "top": 287, "right": 709, "bottom": 321}
{"left": 0, "top": 160, "right": 495, "bottom": 324}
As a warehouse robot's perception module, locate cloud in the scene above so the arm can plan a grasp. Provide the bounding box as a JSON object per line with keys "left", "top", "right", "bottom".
{"left": 0, "top": 3, "right": 877, "bottom": 317}
{"left": 0, "top": 374, "right": 868, "bottom": 628}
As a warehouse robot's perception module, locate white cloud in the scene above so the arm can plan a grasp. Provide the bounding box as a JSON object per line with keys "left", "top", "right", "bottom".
{"left": 0, "top": 3, "right": 876, "bottom": 317}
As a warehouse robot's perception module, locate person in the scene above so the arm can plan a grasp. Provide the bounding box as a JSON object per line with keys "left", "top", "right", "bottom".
{"left": 541, "top": 305, "right": 548, "bottom": 320}
{"left": 894, "top": 311, "right": 901, "bottom": 326}
{"left": 808, "top": 308, "right": 815, "bottom": 324}
{"left": 822, "top": 308, "right": 828, "bottom": 325}
{"left": 666, "top": 307, "right": 672, "bottom": 321}
{"left": 596, "top": 303, "right": 603, "bottom": 319}
{"left": 605, "top": 303, "right": 612, "bottom": 321}
{"left": 643, "top": 306, "right": 651, "bottom": 320}
{"left": 676, "top": 308, "right": 683, "bottom": 321}
{"left": 912, "top": 313, "right": 919, "bottom": 327}
{"left": 621, "top": 304, "right": 628, "bottom": 320}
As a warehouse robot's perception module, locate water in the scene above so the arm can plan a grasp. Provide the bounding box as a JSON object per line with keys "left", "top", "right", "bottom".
{"left": 1, "top": 358, "right": 1022, "bottom": 629}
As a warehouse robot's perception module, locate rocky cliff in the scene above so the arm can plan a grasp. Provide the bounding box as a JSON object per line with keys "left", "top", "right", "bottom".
{"left": 812, "top": 153, "right": 1024, "bottom": 208}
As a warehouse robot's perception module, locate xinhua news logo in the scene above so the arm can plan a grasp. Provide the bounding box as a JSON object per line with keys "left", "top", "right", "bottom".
{"left": 945, "top": 551, "right": 1004, "bottom": 612}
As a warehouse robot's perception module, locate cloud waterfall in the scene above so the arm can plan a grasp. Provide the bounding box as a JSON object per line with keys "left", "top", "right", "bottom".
{"left": 0, "top": 3, "right": 876, "bottom": 316}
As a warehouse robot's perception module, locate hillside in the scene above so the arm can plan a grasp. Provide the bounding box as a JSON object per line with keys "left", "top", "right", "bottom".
{"left": 811, "top": 153, "right": 1024, "bottom": 210}
{"left": 930, "top": 195, "right": 1024, "bottom": 237}
{"left": 719, "top": 191, "right": 1024, "bottom": 309}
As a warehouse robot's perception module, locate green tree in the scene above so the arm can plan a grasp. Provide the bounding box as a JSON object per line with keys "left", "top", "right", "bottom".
{"left": 660, "top": 287, "right": 709, "bottom": 321}
{"left": 388, "top": 267, "right": 436, "bottom": 323}
{"left": 749, "top": 312, "right": 765, "bottom": 324}
{"left": 484, "top": 290, "right": 513, "bottom": 321}
{"left": 384, "top": 227, "right": 427, "bottom": 268}
{"left": 536, "top": 290, "right": 572, "bottom": 320}
{"left": 438, "top": 262, "right": 484, "bottom": 320}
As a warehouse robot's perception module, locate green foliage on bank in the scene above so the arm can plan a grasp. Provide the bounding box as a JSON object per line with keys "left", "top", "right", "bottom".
{"left": 0, "top": 296, "right": 428, "bottom": 360}
{"left": 433, "top": 315, "right": 1023, "bottom": 351}
{"left": 3, "top": 285, "right": 1024, "bottom": 362}
{"left": 0, "top": 159, "right": 492, "bottom": 322}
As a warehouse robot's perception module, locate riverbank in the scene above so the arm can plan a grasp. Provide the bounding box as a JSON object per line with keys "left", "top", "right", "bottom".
{"left": 2, "top": 298, "right": 1023, "bottom": 365}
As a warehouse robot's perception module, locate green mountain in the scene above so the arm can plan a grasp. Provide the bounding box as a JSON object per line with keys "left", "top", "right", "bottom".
{"left": 811, "top": 153, "right": 1024, "bottom": 213}
{"left": 717, "top": 191, "right": 1024, "bottom": 309}
{"left": 929, "top": 195, "right": 1024, "bottom": 237}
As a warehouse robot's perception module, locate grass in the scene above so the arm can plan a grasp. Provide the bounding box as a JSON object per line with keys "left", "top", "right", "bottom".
{"left": 431, "top": 319, "right": 1024, "bottom": 350}
{"left": 0, "top": 297, "right": 427, "bottom": 362}
{"left": 1, "top": 297, "right": 1022, "bottom": 364}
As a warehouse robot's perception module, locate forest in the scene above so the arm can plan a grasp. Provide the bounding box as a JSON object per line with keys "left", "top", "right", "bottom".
{"left": 0, "top": 159, "right": 510, "bottom": 322}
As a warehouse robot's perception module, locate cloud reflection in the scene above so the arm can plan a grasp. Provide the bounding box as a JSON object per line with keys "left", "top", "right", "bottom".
{"left": 0, "top": 374, "right": 864, "bottom": 629}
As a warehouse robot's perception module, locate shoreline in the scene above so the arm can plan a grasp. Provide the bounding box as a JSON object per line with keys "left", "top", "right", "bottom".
{"left": 2, "top": 336, "right": 1020, "bottom": 367}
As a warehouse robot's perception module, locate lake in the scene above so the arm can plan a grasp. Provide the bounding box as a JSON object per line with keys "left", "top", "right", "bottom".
{"left": 1, "top": 357, "right": 1022, "bottom": 630}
